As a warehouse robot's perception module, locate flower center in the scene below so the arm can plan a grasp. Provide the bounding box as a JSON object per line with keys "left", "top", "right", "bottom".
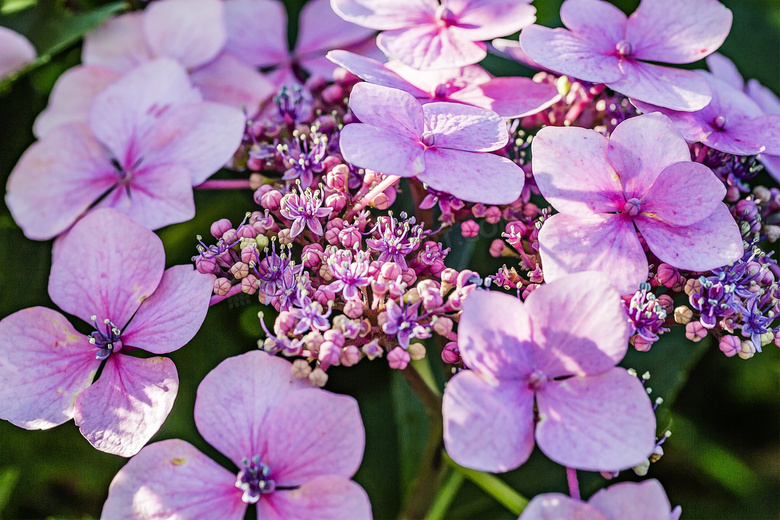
{"left": 435, "top": 5, "right": 457, "bottom": 26}
{"left": 88, "top": 315, "right": 122, "bottom": 360}
{"left": 622, "top": 197, "right": 642, "bottom": 217}
{"left": 421, "top": 131, "right": 437, "bottom": 148}
{"left": 615, "top": 40, "right": 633, "bottom": 57}
{"left": 528, "top": 369, "right": 547, "bottom": 391}
{"left": 236, "top": 456, "right": 276, "bottom": 504}
{"left": 713, "top": 115, "right": 728, "bottom": 130}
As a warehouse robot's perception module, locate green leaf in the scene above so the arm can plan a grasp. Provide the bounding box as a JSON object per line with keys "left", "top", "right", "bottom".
{"left": 0, "top": 466, "right": 20, "bottom": 516}
{"left": 391, "top": 369, "right": 431, "bottom": 502}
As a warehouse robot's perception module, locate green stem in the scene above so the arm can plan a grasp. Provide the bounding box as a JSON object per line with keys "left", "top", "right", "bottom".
{"left": 424, "top": 469, "right": 464, "bottom": 520}
{"left": 443, "top": 453, "right": 529, "bottom": 515}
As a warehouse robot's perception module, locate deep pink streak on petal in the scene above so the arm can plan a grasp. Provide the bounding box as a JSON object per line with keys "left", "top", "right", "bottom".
{"left": 532, "top": 126, "right": 623, "bottom": 215}
{"left": 627, "top": 0, "right": 732, "bottom": 65}
{"left": 33, "top": 66, "right": 120, "bottom": 138}
{"left": 539, "top": 212, "right": 648, "bottom": 295}
{"left": 49, "top": 208, "right": 165, "bottom": 326}
{"left": 223, "top": 0, "right": 289, "bottom": 67}
{"left": 82, "top": 13, "right": 152, "bottom": 72}
{"left": 607, "top": 112, "right": 691, "bottom": 200}
{"left": 102, "top": 439, "right": 245, "bottom": 520}
{"left": 296, "top": 0, "right": 376, "bottom": 56}
{"left": 447, "top": 0, "right": 536, "bottom": 41}
{"left": 258, "top": 476, "right": 372, "bottom": 520}
{"left": 519, "top": 493, "right": 607, "bottom": 520}
{"left": 5, "top": 123, "right": 117, "bottom": 241}
{"left": 75, "top": 354, "right": 178, "bottom": 457}
{"left": 339, "top": 124, "right": 424, "bottom": 177}
{"left": 519, "top": 25, "right": 622, "bottom": 84}
{"left": 122, "top": 266, "right": 215, "bottom": 355}
{"left": 194, "top": 351, "right": 311, "bottom": 468}
{"left": 330, "top": 0, "right": 436, "bottom": 31}
{"left": 443, "top": 371, "right": 535, "bottom": 473}
{"left": 706, "top": 53, "right": 744, "bottom": 91}
{"left": 0, "top": 26, "right": 36, "bottom": 79}
{"left": 264, "top": 389, "right": 364, "bottom": 485}
{"left": 378, "top": 25, "right": 486, "bottom": 71}
{"left": 609, "top": 60, "right": 711, "bottom": 111}
{"left": 525, "top": 272, "right": 629, "bottom": 379}
{"left": 0, "top": 308, "right": 99, "bottom": 430}
{"left": 457, "top": 290, "right": 533, "bottom": 380}
{"left": 348, "top": 82, "right": 424, "bottom": 138}
{"left": 449, "top": 76, "right": 560, "bottom": 118}
{"left": 536, "top": 368, "right": 656, "bottom": 472}
{"left": 190, "top": 52, "right": 277, "bottom": 113}
{"left": 641, "top": 161, "right": 726, "bottom": 226}
{"left": 589, "top": 479, "right": 673, "bottom": 520}
{"left": 637, "top": 203, "right": 743, "bottom": 272}
{"left": 144, "top": 0, "right": 227, "bottom": 69}
{"left": 559, "top": 0, "right": 627, "bottom": 51}
{"left": 419, "top": 148, "right": 524, "bottom": 204}
{"left": 422, "top": 102, "right": 507, "bottom": 151}
{"left": 326, "top": 50, "right": 427, "bottom": 97}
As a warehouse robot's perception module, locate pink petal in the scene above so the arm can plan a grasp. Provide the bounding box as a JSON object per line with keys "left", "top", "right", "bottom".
{"left": 525, "top": 272, "right": 629, "bottom": 379}
{"left": 0, "top": 26, "right": 36, "bottom": 79}
{"left": 422, "top": 102, "right": 507, "bottom": 151}
{"left": 387, "top": 60, "right": 491, "bottom": 95}
{"left": 0, "top": 307, "right": 99, "bottom": 429}
{"left": 378, "top": 25, "right": 486, "bottom": 70}
{"left": 589, "top": 479, "right": 673, "bottom": 520}
{"left": 5, "top": 123, "right": 117, "bottom": 240}
{"left": 457, "top": 290, "right": 533, "bottom": 380}
{"left": 748, "top": 79, "right": 780, "bottom": 115}
{"left": 641, "top": 161, "right": 726, "bottom": 226}
{"left": 607, "top": 112, "right": 691, "bottom": 200}
{"left": 608, "top": 60, "right": 712, "bottom": 111}
{"left": 532, "top": 126, "right": 623, "bottom": 215}
{"left": 258, "top": 476, "right": 372, "bottom": 520}
{"left": 190, "top": 53, "right": 277, "bottom": 113}
{"left": 264, "top": 389, "right": 364, "bottom": 484}
{"left": 732, "top": 115, "right": 780, "bottom": 155}
{"left": 759, "top": 154, "right": 780, "bottom": 183}
{"left": 706, "top": 53, "right": 744, "bottom": 91}
{"left": 296, "top": 0, "right": 376, "bottom": 56}
{"left": 627, "top": 0, "right": 732, "bottom": 65}
{"left": 48, "top": 208, "right": 165, "bottom": 327}
{"left": 339, "top": 124, "right": 424, "bottom": 177}
{"left": 223, "top": 0, "right": 289, "bottom": 67}
{"left": 102, "top": 439, "right": 245, "bottom": 520}
{"left": 538, "top": 212, "right": 648, "bottom": 295}
{"left": 144, "top": 0, "right": 227, "bottom": 69}
{"left": 82, "top": 13, "right": 152, "bottom": 72}
{"left": 330, "top": 0, "right": 436, "bottom": 30}
{"left": 194, "top": 351, "right": 311, "bottom": 468}
{"left": 536, "top": 368, "right": 656, "bottom": 472}
{"left": 74, "top": 354, "right": 178, "bottom": 457}
{"left": 519, "top": 25, "right": 623, "bottom": 84}
{"left": 348, "top": 82, "right": 424, "bottom": 138}
{"left": 447, "top": 0, "right": 536, "bottom": 41}
{"left": 448, "top": 76, "right": 560, "bottom": 118}
{"left": 559, "top": 0, "right": 626, "bottom": 51}
{"left": 520, "top": 493, "right": 607, "bottom": 520}
{"left": 419, "top": 148, "right": 524, "bottom": 204}
{"left": 33, "top": 65, "right": 120, "bottom": 138}
{"left": 326, "top": 50, "right": 427, "bottom": 97}
{"left": 121, "top": 266, "right": 214, "bottom": 355}
{"left": 636, "top": 203, "right": 743, "bottom": 272}
{"left": 490, "top": 38, "right": 545, "bottom": 70}
{"left": 442, "top": 371, "right": 535, "bottom": 472}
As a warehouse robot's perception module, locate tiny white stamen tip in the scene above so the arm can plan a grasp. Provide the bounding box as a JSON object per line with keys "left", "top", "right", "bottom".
{"left": 90, "top": 315, "right": 97, "bottom": 321}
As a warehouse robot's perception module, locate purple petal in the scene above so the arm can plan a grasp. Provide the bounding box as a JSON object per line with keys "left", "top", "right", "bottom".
{"left": 443, "top": 371, "right": 535, "bottom": 472}
{"left": 330, "top": 0, "right": 436, "bottom": 30}
{"left": 589, "top": 479, "right": 674, "bottom": 520}
{"left": 457, "top": 290, "right": 533, "bottom": 379}
{"left": 536, "top": 368, "right": 656, "bottom": 472}
{"left": 609, "top": 60, "right": 711, "bottom": 111}
{"left": 378, "top": 25, "right": 486, "bottom": 70}
{"left": 102, "top": 439, "right": 245, "bottom": 520}
{"left": 538, "top": 212, "right": 648, "bottom": 295}
{"left": 190, "top": 53, "right": 277, "bottom": 113}
{"left": 532, "top": 126, "right": 623, "bottom": 215}
{"left": 641, "top": 161, "right": 726, "bottom": 226}
{"left": 627, "top": 0, "right": 732, "bottom": 64}
{"left": 348, "top": 82, "right": 424, "bottom": 138}
{"left": 447, "top": 0, "right": 536, "bottom": 41}
{"left": 388, "top": 60, "right": 491, "bottom": 95}
{"left": 747, "top": 79, "right": 780, "bottom": 115}
{"left": 422, "top": 102, "right": 506, "bottom": 151}
{"left": 732, "top": 115, "right": 780, "bottom": 155}
{"left": 144, "top": 0, "right": 227, "bottom": 69}
{"left": 5, "top": 123, "right": 117, "bottom": 240}
{"left": 121, "top": 266, "right": 215, "bottom": 355}
{"left": 258, "top": 476, "right": 372, "bottom": 520}
{"left": 194, "top": 351, "right": 311, "bottom": 468}
{"left": 449, "top": 77, "right": 560, "bottom": 118}
{"left": 223, "top": 0, "right": 289, "bottom": 67}
{"left": 82, "top": 13, "right": 152, "bottom": 72}
{"left": 33, "top": 65, "right": 120, "bottom": 138}
{"left": 706, "top": 53, "right": 744, "bottom": 91}
{"left": 559, "top": 0, "right": 627, "bottom": 52}
{"left": 296, "top": 0, "right": 376, "bottom": 55}
{"left": 636, "top": 203, "right": 743, "bottom": 272}
{"left": 759, "top": 154, "right": 780, "bottom": 183}
{"left": 74, "top": 354, "right": 178, "bottom": 457}
{"left": 525, "top": 272, "right": 629, "bottom": 379}
{"left": 0, "top": 26, "right": 36, "bottom": 79}
{"left": 419, "top": 148, "right": 524, "bottom": 204}
{"left": 339, "top": 124, "right": 424, "bottom": 177}
{"left": 607, "top": 112, "right": 692, "bottom": 200}
{"left": 520, "top": 493, "right": 607, "bottom": 520}
{"left": 48, "top": 208, "right": 165, "bottom": 327}
{"left": 519, "top": 25, "right": 622, "bottom": 84}
{"left": 326, "top": 50, "right": 427, "bottom": 97}
{"left": 0, "top": 307, "right": 99, "bottom": 429}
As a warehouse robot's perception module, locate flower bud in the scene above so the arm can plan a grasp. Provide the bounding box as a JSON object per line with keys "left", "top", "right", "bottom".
{"left": 381, "top": 262, "right": 403, "bottom": 281}
{"left": 719, "top": 335, "right": 740, "bottom": 357}
{"left": 461, "top": 220, "right": 479, "bottom": 238}
{"left": 408, "top": 343, "right": 426, "bottom": 361}
{"left": 362, "top": 340, "right": 383, "bottom": 360}
{"left": 340, "top": 345, "right": 361, "bottom": 367}
{"left": 309, "top": 367, "right": 329, "bottom": 387}
{"left": 432, "top": 316, "right": 453, "bottom": 336}
{"left": 485, "top": 206, "right": 502, "bottom": 224}
{"left": 210, "top": 218, "right": 233, "bottom": 239}
{"left": 259, "top": 187, "right": 283, "bottom": 211}
{"left": 322, "top": 84, "right": 344, "bottom": 104}
{"left": 674, "top": 306, "right": 693, "bottom": 325}
{"left": 196, "top": 256, "right": 216, "bottom": 274}
{"left": 387, "top": 346, "right": 411, "bottom": 370}
{"left": 213, "top": 277, "right": 232, "bottom": 296}
{"left": 738, "top": 340, "right": 756, "bottom": 360}
{"left": 291, "top": 359, "right": 312, "bottom": 379}
{"left": 489, "top": 239, "right": 505, "bottom": 258}
{"left": 326, "top": 192, "right": 347, "bottom": 213}
{"left": 319, "top": 341, "right": 341, "bottom": 370}
{"left": 343, "top": 299, "right": 364, "bottom": 319}
{"left": 441, "top": 342, "right": 460, "bottom": 364}
{"left": 326, "top": 164, "right": 350, "bottom": 192}
{"left": 230, "top": 262, "right": 250, "bottom": 280}
{"left": 241, "top": 274, "right": 259, "bottom": 295}
{"left": 685, "top": 321, "right": 707, "bottom": 342}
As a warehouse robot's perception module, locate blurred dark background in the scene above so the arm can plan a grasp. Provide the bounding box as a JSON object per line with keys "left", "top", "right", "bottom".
{"left": 0, "top": 0, "right": 778, "bottom": 518}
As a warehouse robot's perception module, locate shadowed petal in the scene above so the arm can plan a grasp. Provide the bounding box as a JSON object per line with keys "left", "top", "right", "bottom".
{"left": 348, "top": 82, "right": 424, "bottom": 138}
{"left": 296, "top": 0, "right": 376, "bottom": 55}
{"left": 82, "top": 13, "right": 152, "bottom": 72}
{"left": 378, "top": 25, "right": 486, "bottom": 70}
{"left": 257, "top": 476, "right": 372, "bottom": 520}
{"left": 447, "top": 0, "right": 536, "bottom": 41}
{"left": 223, "top": 0, "right": 289, "bottom": 67}
{"left": 706, "top": 53, "right": 744, "bottom": 91}
{"left": 422, "top": 102, "right": 506, "bottom": 151}
{"left": 330, "top": 0, "right": 435, "bottom": 30}
{"left": 641, "top": 161, "right": 726, "bottom": 226}
{"left": 0, "top": 307, "right": 99, "bottom": 429}
{"left": 748, "top": 79, "right": 780, "bottom": 115}
{"left": 326, "top": 50, "right": 427, "bottom": 97}
{"left": 536, "top": 368, "right": 656, "bottom": 472}
{"left": 102, "top": 439, "right": 245, "bottom": 520}
{"left": 49, "top": 208, "right": 165, "bottom": 326}
{"left": 0, "top": 26, "right": 36, "bottom": 79}
{"left": 194, "top": 351, "right": 311, "bottom": 468}
{"left": 448, "top": 77, "right": 560, "bottom": 118}
{"left": 759, "top": 154, "right": 780, "bottom": 183}
{"left": 520, "top": 493, "right": 607, "bottom": 520}
{"left": 190, "top": 53, "right": 276, "bottom": 113}
{"left": 609, "top": 60, "right": 711, "bottom": 111}
{"left": 122, "top": 266, "right": 215, "bottom": 355}
{"left": 339, "top": 124, "right": 424, "bottom": 177}
{"left": 559, "top": 0, "right": 626, "bottom": 51}
{"left": 443, "top": 371, "right": 535, "bottom": 472}
{"left": 75, "top": 355, "right": 178, "bottom": 457}
{"left": 589, "top": 479, "right": 673, "bottom": 520}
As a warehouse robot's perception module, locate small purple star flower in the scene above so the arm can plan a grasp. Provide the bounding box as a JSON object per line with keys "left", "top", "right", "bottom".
{"left": 324, "top": 251, "right": 372, "bottom": 300}
{"left": 382, "top": 299, "right": 431, "bottom": 349}
{"left": 280, "top": 185, "right": 334, "bottom": 238}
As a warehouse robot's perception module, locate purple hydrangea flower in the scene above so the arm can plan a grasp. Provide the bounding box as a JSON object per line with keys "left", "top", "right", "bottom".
{"left": 280, "top": 185, "right": 334, "bottom": 238}
{"left": 382, "top": 299, "right": 431, "bottom": 349}
{"left": 324, "top": 251, "right": 373, "bottom": 300}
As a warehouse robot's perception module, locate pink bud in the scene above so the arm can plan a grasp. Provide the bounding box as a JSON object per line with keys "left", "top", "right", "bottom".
{"left": 241, "top": 274, "right": 259, "bottom": 295}
{"left": 241, "top": 246, "right": 258, "bottom": 264}
{"left": 323, "top": 328, "right": 345, "bottom": 348}
{"left": 322, "top": 84, "right": 344, "bottom": 104}
{"left": 309, "top": 367, "right": 329, "bottom": 387}
{"left": 656, "top": 294, "right": 674, "bottom": 315}
{"left": 471, "top": 203, "right": 487, "bottom": 218}
{"left": 339, "top": 226, "right": 362, "bottom": 249}
{"left": 260, "top": 188, "right": 283, "bottom": 211}
{"left": 327, "top": 164, "right": 350, "bottom": 191}
{"left": 291, "top": 359, "right": 312, "bottom": 379}
{"left": 302, "top": 243, "right": 324, "bottom": 268}
{"left": 655, "top": 264, "right": 681, "bottom": 288}
{"left": 432, "top": 316, "right": 453, "bottom": 335}
{"left": 381, "top": 262, "right": 403, "bottom": 281}
{"left": 373, "top": 187, "right": 396, "bottom": 210}
{"left": 387, "top": 346, "right": 411, "bottom": 370}
{"left": 236, "top": 225, "right": 257, "bottom": 239}
{"left": 210, "top": 218, "right": 233, "bottom": 239}
{"left": 196, "top": 256, "right": 216, "bottom": 274}
{"left": 401, "top": 269, "right": 417, "bottom": 286}
{"left": 326, "top": 192, "right": 347, "bottom": 213}
{"left": 632, "top": 335, "right": 654, "bottom": 352}
{"left": 343, "top": 299, "right": 364, "bottom": 319}
{"left": 685, "top": 321, "right": 708, "bottom": 342}
{"left": 306, "top": 74, "right": 328, "bottom": 92}
{"left": 213, "top": 278, "right": 232, "bottom": 296}
{"left": 719, "top": 335, "right": 740, "bottom": 357}
{"left": 340, "top": 345, "right": 361, "bottom": 367}
{"left": 489, "top": 239, "right": 505, "bottom": 258}
{"left": 485, "top": 206, "right": 502, "bottom": 224}
{"left": 461, "top": 220, "right": 479, "bottom": 238}
{"left": 274, "top": 311, "right": 297, "bottom": 335}
{"left": 230, "top": 262, "right": 250, "bottom": 279}
{"left": 441, "top": 342, "right": 460, "bottom": 364}
{"left": 319, "top": 341, "right": 341, "bottom": 370}
{"left": 441, "top": 268, "right": 459, "bottom": 285}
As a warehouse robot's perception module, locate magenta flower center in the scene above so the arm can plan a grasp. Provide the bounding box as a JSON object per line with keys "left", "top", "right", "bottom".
{"left": 622, "top": 197, "right": 642, "bottom": 217}
{"left": 527, "top": 369, "right": 548, "bottom": 391}
{"left": 88, "top": 315, "right": 122, "bottom": 360}
{"left": 421, "top": 131, "right": 437, "bottom": 148}
{"left": 236, "top": 455, "right": 276, "bottom": 504}
{"left": 713, "top": 115, "right": 728, "bottom": 130}
{"left": 615, "top": 40, "right": 633, "bottom": 57}
{"left": 435, "top": 5, "right": 457, "bottom": 26}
